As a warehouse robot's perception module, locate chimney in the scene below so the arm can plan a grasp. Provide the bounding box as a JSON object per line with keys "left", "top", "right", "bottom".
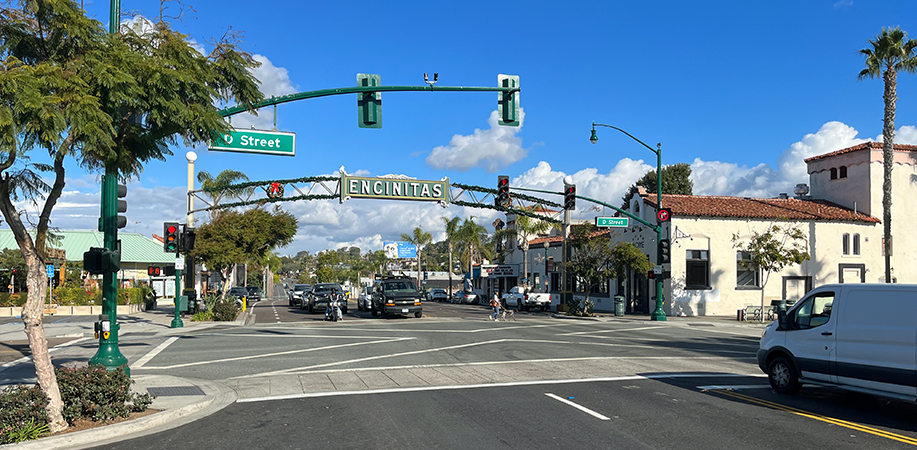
{"left": 778, "top": 193, "right": 788, "bottom": 199}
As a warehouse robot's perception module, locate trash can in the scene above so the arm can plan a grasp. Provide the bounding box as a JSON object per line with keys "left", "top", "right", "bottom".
{"left": 178, "top": 295, "right": 188, "bottom": 313}
{"left": 614, "top": 295, "right": 625, "bottom": 317}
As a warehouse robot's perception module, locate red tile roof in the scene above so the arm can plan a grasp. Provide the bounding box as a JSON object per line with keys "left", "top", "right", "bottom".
{"left": 804, "top": 142, "right": 917, "bottom": 163}
{"left": 527, "top": 228, "right": 609, "bottom": 246}
{"left": 642, "top": 194, "right": 879, "bottom": 223}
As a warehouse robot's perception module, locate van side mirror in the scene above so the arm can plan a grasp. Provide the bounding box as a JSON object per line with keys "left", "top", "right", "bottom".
{"left": 777, "top": 310, "right": 788, "bottom": 330}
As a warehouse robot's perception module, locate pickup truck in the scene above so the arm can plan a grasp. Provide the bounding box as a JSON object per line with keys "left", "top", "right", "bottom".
{"left": 502, "top": 286, "right": 551, "bottom": 311}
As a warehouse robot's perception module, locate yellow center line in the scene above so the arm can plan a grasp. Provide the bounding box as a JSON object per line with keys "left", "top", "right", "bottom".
{"left": 711, "top": 390, "right": 917, "bottom": 446}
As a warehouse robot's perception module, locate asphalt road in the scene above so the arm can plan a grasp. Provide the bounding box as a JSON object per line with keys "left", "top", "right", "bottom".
{"left": 9, "top": 284, "right": 917, "bottom": 449}
{"left": 87, "top": 375, "right": 917, "bottom": 450}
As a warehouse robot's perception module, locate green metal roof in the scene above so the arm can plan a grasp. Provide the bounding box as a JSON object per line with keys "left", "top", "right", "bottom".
{"left": 0, "top": 229, "right": 175, "bottom": 264}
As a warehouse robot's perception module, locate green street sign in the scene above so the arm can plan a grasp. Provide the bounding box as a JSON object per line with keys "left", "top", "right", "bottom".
{"left": 341, "top": 175, "right": 449, "bottom": 203}
{"left": 595, "top": 217, "right": 629, "bottom": 227}
{"left": 209, "top": 128, "right": 296, "bottom": 156}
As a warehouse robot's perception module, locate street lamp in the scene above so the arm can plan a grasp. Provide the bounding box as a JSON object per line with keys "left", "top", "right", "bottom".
{"left": 590, "top": 122, "right": 667, "bottom": 321}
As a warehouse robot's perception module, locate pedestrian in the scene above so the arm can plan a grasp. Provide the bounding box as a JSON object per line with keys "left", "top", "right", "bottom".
{"left": 490, "top": 290, "right": 500, "bottom": 321}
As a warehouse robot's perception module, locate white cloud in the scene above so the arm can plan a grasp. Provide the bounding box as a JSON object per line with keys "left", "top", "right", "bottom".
{"left": 425, "top": 109, "right": 527, "bottom": 172}
{"left": 690, "top": 121, "right": 917, "bottom": 197}
{"left": 229, "top": 55, "right": 298, "bottom": 131}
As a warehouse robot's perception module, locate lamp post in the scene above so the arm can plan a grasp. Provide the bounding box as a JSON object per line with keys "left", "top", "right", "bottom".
{"left": 590, "top": 122, "right": 667, "bottom": 321}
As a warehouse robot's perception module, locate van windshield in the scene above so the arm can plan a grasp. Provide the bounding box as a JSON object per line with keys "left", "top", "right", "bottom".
{"left": 383, "top": 280, "right": 417, "bottom": 294}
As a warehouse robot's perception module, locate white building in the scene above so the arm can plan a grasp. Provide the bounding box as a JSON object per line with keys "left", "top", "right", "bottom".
{"left": 503, "top": 142, "right": 917, "bottom": 316}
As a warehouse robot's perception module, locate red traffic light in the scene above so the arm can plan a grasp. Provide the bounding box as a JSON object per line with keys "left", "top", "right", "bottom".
{"left": 167, "top": 225, "right": 177, "bottom": 234}
{"left": 148, "top": 266, "right": 161, "bottom": 276}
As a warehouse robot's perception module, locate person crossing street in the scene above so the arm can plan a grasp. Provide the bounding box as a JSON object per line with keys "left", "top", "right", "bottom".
{"left": 489, "top": 291, "right": 500, "bottom": 321}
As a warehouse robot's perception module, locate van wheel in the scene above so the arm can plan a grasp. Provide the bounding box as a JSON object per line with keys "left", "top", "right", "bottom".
{"left": 768, "top": 356, "right": 801, "bottom": 394}
{"left": 414, "top": 311, "right": 422, "bottom": 318}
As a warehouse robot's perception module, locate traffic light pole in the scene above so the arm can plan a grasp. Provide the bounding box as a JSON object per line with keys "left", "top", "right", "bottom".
{"left": 89, "top": 169, "right": 129, "bottom": 373}
{"left": 172, "top": 267, "right": 183, "bottom": 328}
{"left": 590, "top": 123, "right": 667, "bottom": 321}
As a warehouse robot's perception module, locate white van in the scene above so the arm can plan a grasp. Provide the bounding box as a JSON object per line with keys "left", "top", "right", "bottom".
{"left": 758, "top": 283, "right": 917, "bottom": 401}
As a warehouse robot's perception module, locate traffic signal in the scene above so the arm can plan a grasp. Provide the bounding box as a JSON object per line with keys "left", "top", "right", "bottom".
{"left": 357, "top": 73, "right": 382, "bottom": 129}
{"left": 163, "top": 222, "right": 180, "bottom": 253}
{"left": 164, "top": 266, "right": 176, "bottom": 277}
{"left": 497, "top": 74, "right": 520, "bottom": 126}
{"left": 496, "top": 175, "right": 510, "bottom": 208}
{"left": 563, "top": 184, "right": 576, "bottom": 210}
{"left": 659, "top": 239, "right": 671, "bottom": 264}
{"left": 116, "top": 184, "right": 127, "bottom": 229}
{"left": 148, "top": 266, "right": 161, "bottom": 277}
{"left": 83, "top": 248, "right": 120, "bottom": 274}
{"left": 180, "top": 226, "right": 196, "bottom": 253}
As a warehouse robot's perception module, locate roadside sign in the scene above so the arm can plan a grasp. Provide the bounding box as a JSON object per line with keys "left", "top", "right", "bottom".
{"left": 654, "top": 265, "right": 663, "bottom": 275}
{"left": 46, "top": 265, "right": 54, "bottom": 277}
{"left": 209, "top": 128, "right": 296, "bottom": 156}
{"left": 175, "top": 256, "right": 185, "bottom": 268}
{"left": 595, "top": 217, "right": 629, "bottom": 228}
{"left": 657, "top": 208, "right": 672, "bottom": 222}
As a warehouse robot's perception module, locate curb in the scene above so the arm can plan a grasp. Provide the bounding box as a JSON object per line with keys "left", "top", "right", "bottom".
{"left": 1, "top": 377, "right": 237, "bottom": 450}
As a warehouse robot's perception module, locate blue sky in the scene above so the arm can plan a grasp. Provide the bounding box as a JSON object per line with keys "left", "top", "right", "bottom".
{"left": 19, "top": 0, "right": 917, "bottom": 255}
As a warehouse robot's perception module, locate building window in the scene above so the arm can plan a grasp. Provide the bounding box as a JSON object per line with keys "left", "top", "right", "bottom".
{"left": 830, "top": 168, "right": 837, "bottom": 180}
{"left": 842, "top": 233, "right": 849, "bottom": 255}
{"left": 686, "top": 250, "right": 710, "bottom": 289}
{"left": 853, "top": 234, "right": 860, "bottom": 255}
{"left": 736, "top": 251, "right": 760, "bottom": 287}
{"left": 839, "top": 166, "right": 847, "bottom": 178}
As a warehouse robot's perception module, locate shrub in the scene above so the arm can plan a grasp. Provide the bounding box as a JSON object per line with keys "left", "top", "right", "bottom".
{"left": 56, "top": 366, "right": 153, "bottom": 424}
{"left": 0, "top": 293, "right": 25, "bottom": 307}
{"left": 0, "top": 385, "right": 48, "bottom": 444}
{"left": 191, "top": 310, "right": 213, "bottom": 321}
{"left": 53, "top": 286, "right": 94, "bottom": 306}
{"left": 211, "top": 297, "right": 238, "bottom": 322}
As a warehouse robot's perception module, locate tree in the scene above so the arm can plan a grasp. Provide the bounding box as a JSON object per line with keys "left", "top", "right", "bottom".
{"left": 0, "top": 248, "right": 26, "bottom": 292}
{"left": 192, "top": 208, "right": 297, "bottom": 299}
{"left": 621, "top": 163, "right": 693, "bottom": 210}
{"left": 441, "top": 216, "right": 462, "bottom": 297}
{"left": 732, "top": 222, "right": 810, "bottom": 322}
{"left": 401, "top": 227, "right": 432, "bottom": 290}
{"left": 456, "top": 217, "right": 490, "bottom": 276}
{"left": 563, "top": 225, "right": 651, "bottom": 315}
{"left": 495, "top": 213, "right": 553, "bottom": 288}
{"left": 0, "top": 0, "right": 260, "bottom": 431}
{"left": 197, "top": 169, "right": 255, "bottom": 220}
{"left": 858, "top": 27, "right": 917, "bottom": 283}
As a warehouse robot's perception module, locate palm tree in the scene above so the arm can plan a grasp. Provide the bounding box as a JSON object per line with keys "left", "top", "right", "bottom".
{"left": 441, "top": 216, "right": 462, "bottom": 297}
{"left": 196, "top": 169, "right": 255, "bottom": 291}
{"left": 456, "top": 218, "right": 490, "bottom": 284}
{"left": 858, "top": 27, "right": 917, "bottom": 283}
{"left": 401, "top": 227, "right": 433, "bottom": 289}
{"left": 197, "top": 169, "right": 255, "bottom": 220}
{"left": 496, "top": 213, "right": 553, "bottom": 288}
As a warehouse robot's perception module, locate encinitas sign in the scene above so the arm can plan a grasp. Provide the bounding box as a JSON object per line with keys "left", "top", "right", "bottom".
{"left": 341, "top": 175, "right": 449, "bottom": 203}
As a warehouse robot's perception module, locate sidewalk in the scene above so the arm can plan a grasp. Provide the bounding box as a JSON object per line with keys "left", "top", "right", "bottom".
{"left": 0, "top": 304, "right": 253, "bottom": 450}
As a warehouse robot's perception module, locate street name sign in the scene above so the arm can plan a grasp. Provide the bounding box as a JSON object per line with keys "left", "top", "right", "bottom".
{"left": 595, "top": 217, "right": 629, "bottom": 227}
{"left": 209, "top": 128, "right": 296, "bottom": 156}
{"left": 341, "top": 175, "right": 449, "bottom": 203}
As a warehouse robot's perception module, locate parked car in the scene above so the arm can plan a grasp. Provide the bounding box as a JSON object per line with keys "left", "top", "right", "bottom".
{"left": 451, "top": 290, "right": 477, "bottom": 305}
{"left": 758, "top": 283, "right": 917, "bottom": 400}
{"left": 229, "top": 286, "right": 249, "bottom": 309}
{"left": 307, "top": 283, "right": 347, "bottom": 314}
{"left": 502, "top": 286, "right": 551, "bottom": 311}
{"left": 426, "top": 289, "right": 448, "bottom": 302}
{"left": 357, "top": 292, "right": 372, "bottom": 312}
{"left": 245, "top": 286, "right": 262, "bottom": 303}
{"left": 289, "top": 284, "right": 312, "bottom": 307}
{"left": 371, "top": 276, "right": 423, "bottom": 318}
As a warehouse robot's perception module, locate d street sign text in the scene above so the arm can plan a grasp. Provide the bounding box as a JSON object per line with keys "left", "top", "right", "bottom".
{"left": 595, "top": 217, "right": 629, "bottom": 227}
{"left": 209, "top": 128, "right": 296, "bottom": 156}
